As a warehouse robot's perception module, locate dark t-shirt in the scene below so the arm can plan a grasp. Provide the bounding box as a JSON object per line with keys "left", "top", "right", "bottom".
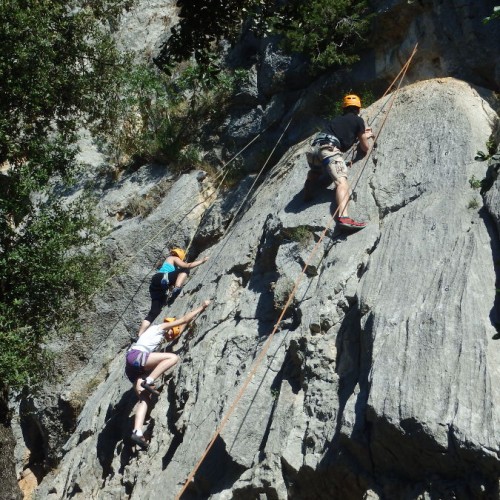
{"left": 324, "top": 112, "right": 365, "bottom": 152}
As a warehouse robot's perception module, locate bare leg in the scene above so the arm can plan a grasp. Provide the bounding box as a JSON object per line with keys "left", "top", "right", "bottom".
{"left": 133, "top": 388, "right": 150, "bottom": 432}
{"left": 132, "top": 352, "right": 178, "bottom": 434}
{"left": 174, "top": 272, "right": 188, "bottom": 288}
{"left": 145, "top": 352, "right": 179, "bottom": 381}
{"left": 335, "top": 177, "right": 350, "bottom": 217}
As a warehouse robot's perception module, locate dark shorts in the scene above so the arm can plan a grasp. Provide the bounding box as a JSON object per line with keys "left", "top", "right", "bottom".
{"left": 125, "top": 349, "right": 150, "bottom": 383}
{"left": 149, "top": 270, "right": 185, "bottom": 299}
{"left": 145, "top": 270, "right": 188, "bottom": 323}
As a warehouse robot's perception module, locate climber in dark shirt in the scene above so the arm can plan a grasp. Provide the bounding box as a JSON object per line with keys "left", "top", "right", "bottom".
{"left": 304, "top": 94, "right": 374, "bottom": 229}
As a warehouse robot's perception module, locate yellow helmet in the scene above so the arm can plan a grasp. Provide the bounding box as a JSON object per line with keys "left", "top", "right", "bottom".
{"left": 171, "top": 248, "right": 186, "bottom": 261}
{"left": 342, "top": 94, "right": 361, "bottom": 108}
{"left": 164, "top": 317, "right": 181, "bottom": 340}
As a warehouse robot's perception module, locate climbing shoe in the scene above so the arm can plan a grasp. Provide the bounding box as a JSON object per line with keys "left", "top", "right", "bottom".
{"left": 167, "top": 287, "right": 182, "bottom": 305}
{"left": 141, "top": 379, "right": 160, "bottom": 396}
{"left": 336, "top": 216, "right": 367, "bottom": 230}
{"left": 130, "top": 432, "right": 149, "bottom": 449}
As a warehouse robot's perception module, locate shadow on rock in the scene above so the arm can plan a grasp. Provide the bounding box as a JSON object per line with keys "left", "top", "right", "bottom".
{"left": 284, "top": 177, "right": 334, "bottom": 214}
{"left": 479, "top": 206, "right": 500, "bottom": 339}
{"left": 96, "top": 388, "right": 139, "bottom": 478}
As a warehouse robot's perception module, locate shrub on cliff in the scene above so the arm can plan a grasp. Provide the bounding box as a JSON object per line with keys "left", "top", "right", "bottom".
{"left": 155, "top": 0, "right": 372, "bottom": 75}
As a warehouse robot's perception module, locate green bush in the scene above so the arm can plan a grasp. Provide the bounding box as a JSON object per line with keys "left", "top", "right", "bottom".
{"left": 156, "top": 0, "right": 373, "bottom": 75}
{"left": 283, "top": 226, "right": 313, "bottom": 246}
{"left": 101, "top": 62, "right": 248, "bottom": 171}
{"left": 271, "top": 0, "right": 373, "bottom": 73}
{"left": 467, "top": 198, "right": 479, "bottom": 209}
{"left": 0, "top": 0, "right": 129, "bottom": 391}
{"left": 0, "top": 188, "right": 108, "bottom": 389}
{"left": 469, "top": 175, "right": 482, "bottom": 189}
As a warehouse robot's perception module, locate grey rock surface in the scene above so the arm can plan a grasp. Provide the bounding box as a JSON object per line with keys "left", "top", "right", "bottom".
{"left": 114, "top": 0, "right": 178, "bottom": 61}
{"left": 29, "top": 78, "right": 500, "bottom": 499}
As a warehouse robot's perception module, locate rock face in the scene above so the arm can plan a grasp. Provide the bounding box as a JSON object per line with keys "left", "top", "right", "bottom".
{"left": 113, "top": 0, "right": 179, "bottom": 61}
{"left": 372, "top": 0, "right": 500, "bottom": 90}
{"left": 29, "top": 78, "right": 500, "bottom": 499}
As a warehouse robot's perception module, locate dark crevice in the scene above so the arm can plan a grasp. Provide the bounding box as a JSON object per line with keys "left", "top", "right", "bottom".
{"left": 227, "top": 262, "right": 253, "bottom": 288}
{"left": 259, "top": 337, "right": 306, "bottom": 461}
{"left": 282, "top": 339, "right": 307, "bottom": 394}
{"left": 254, "top": 214, "right": 282, "bottom": 275}
{"left": 67, "top": 482, "right": 83, "bottom": 497}
{"left": 366, "top": 234, "right": 381, "bottom": 255}
{"left": 381, "top": 190, "right": 423, "bottom": 220}
{"left": 96, "top": 388, "right": 138, "bottom": 478}
{"left": 19, "top": 397, "right": 49, "bottom": 483}
{"left": 162, "top": 381, "right": 187, "bottom": 470}
{"left": 76, "top": 429, "right": 93, "bottom": 445}
{"left": 478, "top": 206, "right": 500, "bottom": 338}
{"left": 258, "top": 391, "right": 279, "bottom": 460}
{"left": 479, "top": 161, "right": 500, "bottom": 196}
{"left": 181, "top": 436, "right": 246, "bottom": 499}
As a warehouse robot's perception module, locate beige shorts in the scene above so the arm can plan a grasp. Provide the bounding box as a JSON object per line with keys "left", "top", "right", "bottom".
{"left": 306, "top": 144, "right": 348, "bottom": 182}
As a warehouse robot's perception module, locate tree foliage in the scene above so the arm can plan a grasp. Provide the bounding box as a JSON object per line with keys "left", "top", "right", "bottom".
{"left": 155, "top": 0, "right": 272, "bottom": 68}
{"left": 103, "top": 62, "right": 248, "bottom": 168}
{"left": 155, "top": 0, "right": 372, "bottom": 74}
{"left": 0, "top": 0, "right": 131, "bottom": 390}
{"left": 271, "top": 0, "right": 372, "bottom": 71}
{"left": 483, "top": 5, "right": 500, "bottom": 23}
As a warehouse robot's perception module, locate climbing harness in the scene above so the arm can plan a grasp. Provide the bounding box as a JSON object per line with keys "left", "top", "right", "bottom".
{"left": 311, "top": 132, "right": 341, "bottom": 149}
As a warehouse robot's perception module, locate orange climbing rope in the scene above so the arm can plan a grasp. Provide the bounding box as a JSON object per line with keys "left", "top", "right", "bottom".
{"left": 174, "top": 42, "right": 418, "bottom": 499}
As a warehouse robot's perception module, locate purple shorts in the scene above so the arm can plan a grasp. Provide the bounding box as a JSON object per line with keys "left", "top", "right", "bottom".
{"left": 125, "top": 349, "right": 150, "bottom": 383}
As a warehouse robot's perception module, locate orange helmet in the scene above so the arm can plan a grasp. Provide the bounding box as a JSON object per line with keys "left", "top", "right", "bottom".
{"left": 342, "top": 94, "right": 361, "bottom": 108}
{"left": 164, "top": 317, "right": 181, "bottom": 340}
{"left": 170, "top": 248, "right": 186, "bottom": 261}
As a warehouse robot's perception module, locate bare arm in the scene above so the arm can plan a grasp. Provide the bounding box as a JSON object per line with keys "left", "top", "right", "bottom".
{"left": 159, "top": 300, "right": 211, "bottom": 331}
{"left": 171, "top": 255, "right": 209, "bottom": 269}
{"left": 358, "top": 127, "right": 375, "bottom": 153}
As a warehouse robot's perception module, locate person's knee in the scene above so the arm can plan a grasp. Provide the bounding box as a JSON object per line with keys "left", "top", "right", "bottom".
{"left": 159, "top": 353, "right": 179, "bottom": 366}
{"left": 335, "top": 176, "right": 349, "bottom": 188}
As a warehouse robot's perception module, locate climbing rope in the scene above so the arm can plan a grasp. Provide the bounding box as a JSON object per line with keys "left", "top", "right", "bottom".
{"left": 89, "top": 127, "right": 267, "bottom": 303}
{"left": 174, "top": 43, "right": 418, "bottom": 499}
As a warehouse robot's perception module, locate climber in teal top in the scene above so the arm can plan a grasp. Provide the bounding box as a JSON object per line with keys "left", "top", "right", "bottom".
{"left": 137, "top": 248, "right": 209, "bottom": 336}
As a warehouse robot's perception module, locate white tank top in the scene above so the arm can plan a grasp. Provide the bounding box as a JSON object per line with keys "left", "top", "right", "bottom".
{"left": 133, "top": 324, "right": 165, "bottom": 352}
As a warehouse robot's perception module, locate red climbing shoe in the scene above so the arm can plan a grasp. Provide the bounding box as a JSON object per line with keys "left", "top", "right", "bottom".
{"left": 141, "top": 379, "right": 160, "bottom": 396}
{"left": 336, "top": 216, "right": 367, "bottom": 230}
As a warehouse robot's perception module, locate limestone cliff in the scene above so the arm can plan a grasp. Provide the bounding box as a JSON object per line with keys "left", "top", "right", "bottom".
{"left": 6, "top": 0, "right": 500, "bottom": 499}
{"left": 27, "top": 78, "right": 500, "bottom": 499}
